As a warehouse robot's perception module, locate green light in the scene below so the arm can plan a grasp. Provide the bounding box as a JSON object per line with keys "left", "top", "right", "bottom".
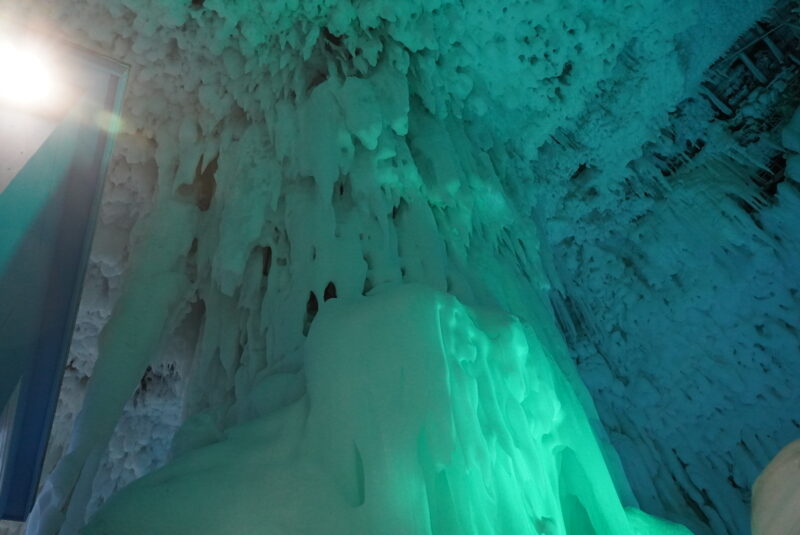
{"left": 82, "top": 285, "right": 694, "bottom": 534}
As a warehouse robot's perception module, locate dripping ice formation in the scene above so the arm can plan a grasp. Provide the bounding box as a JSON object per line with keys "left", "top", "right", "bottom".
{"left": 0, "top": 0, "right": 796, "bottom": 533}
{"left": 81, "top": 286, "right": 692, "bottom": 535}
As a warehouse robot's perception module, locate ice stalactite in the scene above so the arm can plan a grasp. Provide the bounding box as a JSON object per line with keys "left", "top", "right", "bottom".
{"left": 12, "top": 0, "right": 688, "bottom": 532}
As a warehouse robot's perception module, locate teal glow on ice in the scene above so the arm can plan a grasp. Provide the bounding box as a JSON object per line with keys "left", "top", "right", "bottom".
{"left": 83, "top": 286, "right": 692, "bottom": 535}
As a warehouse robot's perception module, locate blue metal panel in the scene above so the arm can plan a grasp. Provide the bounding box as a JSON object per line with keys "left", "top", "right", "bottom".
{"left": 0, "top": 42, "right": 128, "bottom": 521}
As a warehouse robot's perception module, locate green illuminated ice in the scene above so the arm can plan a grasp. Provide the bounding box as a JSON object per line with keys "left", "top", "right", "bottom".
{"left": 82, "top": 284, "right": 691, "bottom": 535}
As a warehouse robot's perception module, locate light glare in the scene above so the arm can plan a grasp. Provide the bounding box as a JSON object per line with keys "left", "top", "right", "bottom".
{"left": 0, "top": 41, "right": 54, "bottom": 108}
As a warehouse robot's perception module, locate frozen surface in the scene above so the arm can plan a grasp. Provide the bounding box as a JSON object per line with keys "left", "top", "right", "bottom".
{"left": 0, "top": 0, "right": 794, "bottom": 534}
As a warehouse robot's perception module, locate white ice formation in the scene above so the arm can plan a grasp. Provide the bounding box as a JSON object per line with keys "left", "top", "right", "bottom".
{"left": 751, "top": 439, "right": 800, "bottom": 535}
{"left": 0, "top": 0, "right": 795, "bottom": 534}
{"left": 80, "top": 285, "right": 694, "bottom": 535}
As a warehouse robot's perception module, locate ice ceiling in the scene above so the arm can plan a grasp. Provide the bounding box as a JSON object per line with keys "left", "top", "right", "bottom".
{"left": 0, "top": 0, "right": 798, "bottom": 534}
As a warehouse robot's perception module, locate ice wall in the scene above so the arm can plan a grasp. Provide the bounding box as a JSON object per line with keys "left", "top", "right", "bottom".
{"left": 530, "top": 4, "right": 800, "bottom": 533}
{"left": 0, "top": 0, "right": 792, "bottom": 534}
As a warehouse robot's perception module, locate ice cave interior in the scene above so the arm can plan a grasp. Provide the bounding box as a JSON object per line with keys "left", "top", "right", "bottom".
{"left": 0, "top": 0, "right": 798, "bottom": 534}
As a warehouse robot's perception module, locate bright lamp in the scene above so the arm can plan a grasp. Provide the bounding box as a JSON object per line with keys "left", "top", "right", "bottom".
{"left": 0, "top": 40, "right": 55, "bottom": 108}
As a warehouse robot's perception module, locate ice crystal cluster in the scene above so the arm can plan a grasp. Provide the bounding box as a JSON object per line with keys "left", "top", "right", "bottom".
{"left": 0, "top": 0, "right": 796, "bottom": 534}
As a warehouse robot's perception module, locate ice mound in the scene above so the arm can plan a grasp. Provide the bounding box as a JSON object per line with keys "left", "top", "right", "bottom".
{"left": 82, "top": 284, "right": 689, "bottom": 535}
{"left": 751, "top": 439, "right": 800, "bottom": 535}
